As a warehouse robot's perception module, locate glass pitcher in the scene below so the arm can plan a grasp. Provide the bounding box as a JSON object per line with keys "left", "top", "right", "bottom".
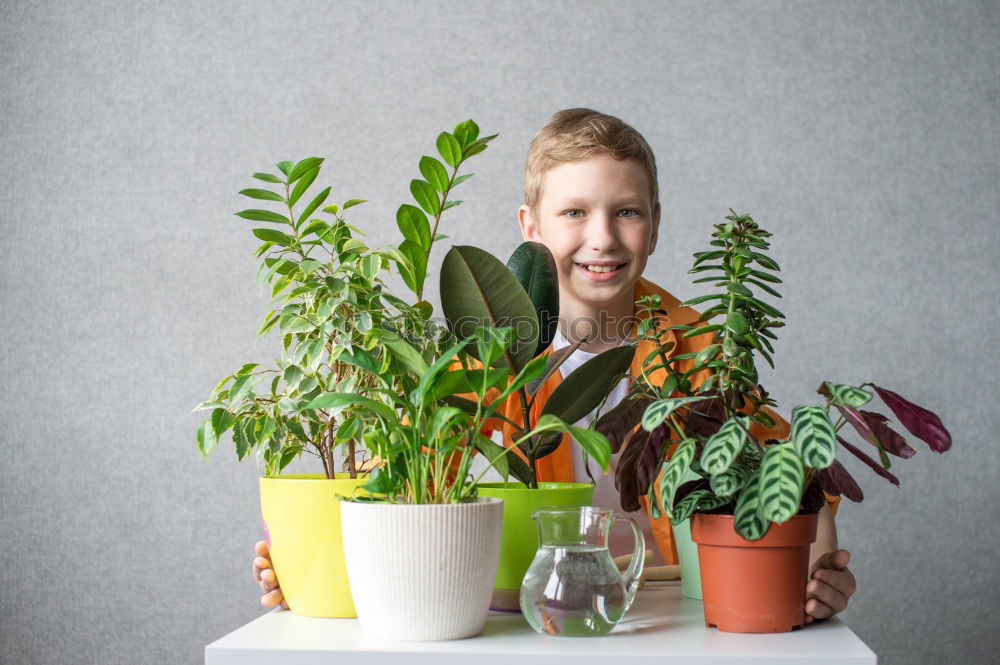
{"left": 520, "top": 506, "right": 645, "bottom": 636}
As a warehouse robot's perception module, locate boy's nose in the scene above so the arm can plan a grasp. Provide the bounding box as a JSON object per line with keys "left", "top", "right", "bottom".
{"left": 585, "top": 213, "right": 620, "bottom": 252}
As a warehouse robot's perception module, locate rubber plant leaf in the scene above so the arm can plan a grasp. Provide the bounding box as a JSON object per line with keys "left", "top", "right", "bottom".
{"left": 505, "top": 241, "right": 559, "bottom": 358}
{"left": 541, "top": 345, "right": 635, "bottom": 425}
{"left": 867, "top": 384, "right": 952, "bottom": 453}
{"left": 440, "top": 245, "right": 539, "bottom": 372}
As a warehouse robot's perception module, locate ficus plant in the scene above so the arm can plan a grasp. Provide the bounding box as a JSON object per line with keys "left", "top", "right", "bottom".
{"left": 597, "top": 210, "right": 952, "bottom": 539}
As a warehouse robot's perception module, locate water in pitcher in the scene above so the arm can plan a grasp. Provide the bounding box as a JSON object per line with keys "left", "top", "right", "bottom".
{"left": 520, "top": 544, "right": 627, "bottom": 636}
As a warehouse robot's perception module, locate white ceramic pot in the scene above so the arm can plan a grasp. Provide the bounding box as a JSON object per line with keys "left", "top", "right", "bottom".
{"left": 340, "top": 497, "right": 504, "bottom": 641}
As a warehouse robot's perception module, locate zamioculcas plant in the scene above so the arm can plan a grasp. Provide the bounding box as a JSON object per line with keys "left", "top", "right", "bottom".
{"left": 598, "top": 210, "right": 952, "bottom": 538}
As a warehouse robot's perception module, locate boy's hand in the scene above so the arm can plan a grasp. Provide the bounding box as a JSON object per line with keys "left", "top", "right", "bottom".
{"left": 805, "top": 549, "right": 855, "bottom": 624}
{"left": 253, "top": 540, "right": 289, "bottom": 610}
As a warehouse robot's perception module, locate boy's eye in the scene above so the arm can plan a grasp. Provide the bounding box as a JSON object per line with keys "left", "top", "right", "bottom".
{"left": 619, "top": 209, "right": 640, "bottom": 218}
{"left": 564, "top": 209, "right": 584, "bottom": 219}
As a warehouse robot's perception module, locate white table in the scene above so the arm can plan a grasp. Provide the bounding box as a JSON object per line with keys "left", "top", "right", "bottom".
{"left": 205, "top": 582, "right": 877, "bottom": 664}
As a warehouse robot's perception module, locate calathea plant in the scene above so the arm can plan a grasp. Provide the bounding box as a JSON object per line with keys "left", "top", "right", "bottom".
{"left": 598, "top": 210, "right": 952, "bottom": 539}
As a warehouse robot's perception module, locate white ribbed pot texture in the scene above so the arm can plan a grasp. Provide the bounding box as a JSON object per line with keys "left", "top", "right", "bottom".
{"left": 340, "top": 497, "right": 504, "bottom": 641}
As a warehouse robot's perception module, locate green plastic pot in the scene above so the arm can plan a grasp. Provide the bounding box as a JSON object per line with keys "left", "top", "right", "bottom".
{"left": 476, "top": 481, "right": 594, "bottom": 611}
{"left": 672, "top": 467, "right": 704, "bottom": 599}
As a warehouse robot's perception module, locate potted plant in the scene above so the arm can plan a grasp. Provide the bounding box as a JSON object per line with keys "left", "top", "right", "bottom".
{"left": 301, "top": 123, "right": 616, "bottom": 641}
{"left": 598, "top": 210, "right": 951, "bottom": 632}
{"left": 436, "top": 240, "right": 634, "bottom": 610}
{"left": 193, "top": 121, "right": 502, "bottom": 617}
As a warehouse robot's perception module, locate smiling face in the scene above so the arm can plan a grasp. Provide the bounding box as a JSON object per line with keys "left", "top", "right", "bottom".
{"left": 518, "top": 154, "right": 660, "bottom": 332}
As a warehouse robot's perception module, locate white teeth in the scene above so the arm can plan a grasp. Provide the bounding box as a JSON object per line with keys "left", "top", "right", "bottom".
{"left": 581, "top": 264, "right": 623, "bottom": 273}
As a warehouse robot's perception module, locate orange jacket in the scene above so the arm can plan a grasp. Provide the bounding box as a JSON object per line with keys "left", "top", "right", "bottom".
{"left": 479, "top": 276, "right": 839, "bottom": 564}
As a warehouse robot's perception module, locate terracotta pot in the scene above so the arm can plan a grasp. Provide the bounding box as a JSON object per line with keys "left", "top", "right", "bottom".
{"left": 691, "top": 512, "right": 818, "bottom": 633}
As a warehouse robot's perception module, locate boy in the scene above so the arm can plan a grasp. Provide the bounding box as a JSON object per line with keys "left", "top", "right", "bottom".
{"left": 254, "top": 109, "right": 856, "bottom": 623}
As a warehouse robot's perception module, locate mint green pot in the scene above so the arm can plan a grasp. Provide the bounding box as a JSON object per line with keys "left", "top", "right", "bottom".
{"left": 673, "top": 468, "right": 703, "bottom": 599}
{"left": 477, "top": 482, "right": 594, "bottom": 611}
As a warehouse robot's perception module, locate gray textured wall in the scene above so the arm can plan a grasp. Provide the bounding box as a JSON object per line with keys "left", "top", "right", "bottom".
{"left": 1, "top": 1, "right": 996, "bottom": 663}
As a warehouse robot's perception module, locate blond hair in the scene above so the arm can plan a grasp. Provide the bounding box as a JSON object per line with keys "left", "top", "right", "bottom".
{"left": 523, "top": 108, "right": 659, "bottom": 217}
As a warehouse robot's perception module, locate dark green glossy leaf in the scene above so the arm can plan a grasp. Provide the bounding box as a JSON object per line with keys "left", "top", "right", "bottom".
{"left": 726, "top": 311, "right": 750, "bottom": 335}
{"left": 440, "top": 245, "right": 539, "bottom": 371}
{"left": 542, "top": 346, "right": 634, "bottom": 425}
{"left": 506, "top": 242, "right": 559, "bottom": 357}
{"left": 452, "top": 119, "right": 480, "bottom": 147}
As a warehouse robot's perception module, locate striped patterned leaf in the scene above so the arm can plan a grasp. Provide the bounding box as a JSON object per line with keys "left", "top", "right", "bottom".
{"left": 733, "top": 474, "right": 771, "bottom": 540}
{"left": 671, "top": 489, "right": 709, "bottom": 524}
{"left": 824, "top": 382, "right": 873, "bottom": 407}
{"left": 758, "top": 442, "right": 805, "bottom": 524}
{"left": 657, "top": 438, "right": 695, "bottom": 514}
{"left": 791, "top": 405, "right": 837, "bottom": 469}
{"left": 700, "top": 415, "right": 749, "bottom": 475}
{"left": 709, "top": 462, "right": 752, "bottom": 499}
{"left": 641, "top": 396, "right": 703, "bottom": 432}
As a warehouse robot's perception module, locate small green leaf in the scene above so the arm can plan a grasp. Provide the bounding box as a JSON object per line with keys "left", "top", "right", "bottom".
{"left": 252, "top": 228, "right": 294, "bottom": 247}
{"left": 758, "top": 443, "right": 805, "bottom": 523}
{"left": 727, "top": 282, "right": 752, "bottom": 297}
{"left": 791, "top": 405, "right": 837, "bottom": 469}
{"left": 436, "top": 131, "right": 462, "bottom": 168}
{"left": 297, "top": 186, "right": 331, "bottom": 227}
{"left": 410, "top": 179, "right": 440, "bottom": 216}
{"left": 452, "top": 173, "right": 474, "bottom": 187}
{"left": 396, "top": 204, "right": 431, "bottom": 250}
{"left": 253, "top": 172, "right": 283, "bottom": 184}
{"left": 239, "top": 188, "right": 284, "bottom": 202}
{"left": 641, "top": 396, "right": 704, "bottom": 432}
{"left": 694, "top": 343, "right": 720, "bottom": 367}
{"left": 196, "top": 420, "right": 218, "bottom": 457}
{"left": 823, "top": 382, "right": 873, "bottom": 408}
{"left": 289, "top": 166, "right": 319, "bottom": 206}
{"left": 287, "top": 157, "right": 323, "bottom": 184}
{"left": 276, "top": 161, "right": 293, "bottom": 176}
{"left": 452, "top": 119, "right": 480, "bottom": 147}
{"left": 700, "top": 415, "right": 749, "bottom": 475}
{"left": 419, "top": 156, "right": 450, "bottom": 193}
{"left": 236, "top": 209, "right": 290, "bottom": 225}
{"left": 442, "top": 199, "right": 462, "bottom": 211}
{"left": 343, "top": 198, "right": 367, "bottom": 209}
{"left": 726, "top": 311, "right": 750, "bottom": 335}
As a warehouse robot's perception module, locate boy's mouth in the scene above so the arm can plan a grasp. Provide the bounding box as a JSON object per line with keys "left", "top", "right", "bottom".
{"left": 575, "top": 261, "right": 628, "bottom": 281}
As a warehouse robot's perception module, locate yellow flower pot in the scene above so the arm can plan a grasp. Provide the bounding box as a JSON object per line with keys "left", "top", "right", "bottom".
{"left": 258, "top": 473, "right": 367, "bottom": 618}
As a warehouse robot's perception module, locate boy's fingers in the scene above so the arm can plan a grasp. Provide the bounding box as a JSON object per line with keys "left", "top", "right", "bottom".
{"left": 813, "top": 567, "right": 857, "bottom": 597}
{"left": 805, "top": 597, "right": 835, "bottom": 620}
{"left": 255, "top": 540, "right": 270, "bottom": 558}
{"left": 261, "top": 588, "right": 284, "bottom": 608}
{"left": 807, "top": 579, "right": 848, "bottom": 615}
{"left": 280, "top": 599, "right": 289, "bottom": 610}
{"left": 811, "top": 549, "right": 852, "bottom": 575}
{"left": 259, "top": 568, "right": 279, "bottom": 592}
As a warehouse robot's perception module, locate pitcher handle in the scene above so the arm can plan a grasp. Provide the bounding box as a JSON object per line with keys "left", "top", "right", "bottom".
{"left": 612, "top": 513, "right": 645, "bottom": 613}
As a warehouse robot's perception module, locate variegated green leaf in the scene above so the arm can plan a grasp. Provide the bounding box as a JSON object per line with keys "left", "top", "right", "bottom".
{"left": 758, "top": 442, "right": 804, "bottom": 523}
{"left": 791, "top": 405, "right": 837, "bottom": 469}
{"left": 641, "top": 396, "right": 703, "bottom": 432}
{"left": 657, "top": 438, "right": 695, "bottom": 514}
{"left": 709, "top": 462, "right": 752, "bottom": 498}
{"left": 700, "top": 415, "right": 749, "bottom": 475}
{"left": 733, "top": 476, "right": 770, "bottom": 540}
{"left": 671, "top": 489, "right": 709, "bottom": 524}
{"left": 824, "top": 382, "right": 873, "bottom": 407}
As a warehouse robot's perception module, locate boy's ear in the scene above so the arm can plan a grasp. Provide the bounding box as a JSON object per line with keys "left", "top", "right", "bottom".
{"left": 648, "top": 202, "right": 661, "bottom": 255}
{"left": 518, "top": 205, "right": 539, "bottom": 242}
